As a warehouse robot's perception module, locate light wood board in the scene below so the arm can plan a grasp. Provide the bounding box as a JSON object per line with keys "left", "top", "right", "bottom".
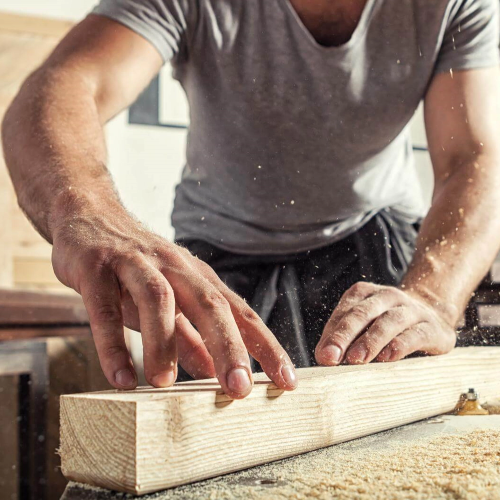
{"left": 59, "top": 415, "right": 500, "bottom": 500}
{"left": 0, "top": 11, "right": 73, "bottom": 38}
{"left": 60, "top": 347, "right": 500, "bottom": 495}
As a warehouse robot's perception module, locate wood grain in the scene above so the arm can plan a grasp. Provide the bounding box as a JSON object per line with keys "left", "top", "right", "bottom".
{"left": 60, "top": 347, "right": 500, "bottom": 495}
{"left": 0, "top": 288, "right": 88, "bottom": 326}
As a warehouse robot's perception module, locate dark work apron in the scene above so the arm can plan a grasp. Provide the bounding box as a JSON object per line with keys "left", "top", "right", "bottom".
{"left": 177, "top": 208, "right": 420, "bottom": 378}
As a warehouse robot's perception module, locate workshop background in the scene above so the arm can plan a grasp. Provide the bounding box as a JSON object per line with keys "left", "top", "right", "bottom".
{"left": 0, "top": 2, "right": 499, "bottom": 500}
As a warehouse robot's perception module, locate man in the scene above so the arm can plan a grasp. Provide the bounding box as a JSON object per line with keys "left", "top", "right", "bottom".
{"left": 3, "top": 0, "right": 500, "bottom": 399}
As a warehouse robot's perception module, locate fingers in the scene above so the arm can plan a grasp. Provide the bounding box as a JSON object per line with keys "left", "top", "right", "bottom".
{"left": 187, "top": 259, "right": 298, "bottom": 391}
{"left": 323, "top": 281, "right": 375, "bottom": 329}
{"left": 120, "top": 283, "right": 215, "bottom": 380}
{"left": 176, "top": 313, "right": 216, "bottom": 379}
{"left": 81, "top": 272, "right": 137, "bottom": 390}
{"left": 117, "top": 260, "right": 177, "bottom": 388}
{"left": 344, "top": 306, "right": 418, "bottom": 364}
{"left": 377, "top": 322, "right": 456, "bottom": 363}
{"left": 228, "top": 295, "right": 297, "bottom": 390}
{"left": 163, "top": 262, "right": 253, "bottom": 399}
{"left": 316, "top": 284, "right": 405, "bottom": 366}
{"left": 120, "top": 288, "right": 140, "bottom": 331}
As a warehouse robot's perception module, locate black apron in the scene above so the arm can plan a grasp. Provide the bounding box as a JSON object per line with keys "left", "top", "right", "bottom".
{"left": 177, "top": 208, "right": 420, "bottom": 378}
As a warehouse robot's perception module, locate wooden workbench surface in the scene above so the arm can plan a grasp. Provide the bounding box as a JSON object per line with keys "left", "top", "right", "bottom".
{"left": 60, "top": 415, "right": 500, "bottom": 500}
{"left": 0, "top": 288, "right": 88, "bottom": 330}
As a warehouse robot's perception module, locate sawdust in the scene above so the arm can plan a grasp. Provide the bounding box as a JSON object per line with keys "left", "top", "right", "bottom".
{"left": 64, "top": 421, "right": 500, "bottom": 500}
{"left": 149, "top": 428, "right": 500, "bottom": 500}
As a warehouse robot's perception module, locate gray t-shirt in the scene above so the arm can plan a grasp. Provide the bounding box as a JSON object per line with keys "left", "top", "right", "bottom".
{"left": 93, "top": 0, "right": 499, "bottom": 255}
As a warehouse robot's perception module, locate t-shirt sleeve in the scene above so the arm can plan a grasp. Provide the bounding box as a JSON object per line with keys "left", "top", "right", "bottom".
{"left": 92, "top": 0, "right": 193, "bottom": 63}
{"left": 434, "top": 0, "right": 500, "bottom": 74}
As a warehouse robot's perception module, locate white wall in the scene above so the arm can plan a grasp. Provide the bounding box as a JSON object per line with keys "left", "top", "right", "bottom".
{"left": 0, "top": 0, "right": 98, "bottom": 20}
{"left": 106, "top": 112, "right": 187, "bottom": 242}
{"left": 410, "top": 104, "right": 434, "bottom": 209}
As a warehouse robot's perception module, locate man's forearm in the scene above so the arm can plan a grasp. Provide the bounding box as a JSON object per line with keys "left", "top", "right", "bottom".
{"left": 2, "top": 65, "right": 126, "bottom": 242}
{"left": 401, "top": 153, "right": 500, "bottom": 326}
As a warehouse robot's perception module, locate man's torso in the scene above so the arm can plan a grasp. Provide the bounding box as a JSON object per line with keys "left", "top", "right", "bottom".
{"left": 94, "top": 0, "right": 499, "bottom": 254}
{"left": 170, "top": 0, "right": 446, "bottom": 253}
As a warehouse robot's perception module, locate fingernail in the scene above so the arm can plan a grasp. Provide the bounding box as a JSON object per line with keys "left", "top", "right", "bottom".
{"left": 320, "top": 345, "right": 342, "bottom": 364}
{"left": 281, "top": 365, "right": 298, "bottom": 388}
{"left": 151, "top": 371, "right": 176, "bottom": 388}
{"left": 227, "top": 368, "right": 252, "bottom": 395}
{"left": 348, "top": 346, "right": 368, "bottom": 364}
{"left": 115, "top": 369, "right": 136, "bottom": 388}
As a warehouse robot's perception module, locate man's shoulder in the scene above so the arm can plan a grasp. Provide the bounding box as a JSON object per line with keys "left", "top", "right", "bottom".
{"left": 406, "top": 0, "right": 496, "bottom": 33}
{"left": 410, "top": 0, "right": 495, "bottom": 17}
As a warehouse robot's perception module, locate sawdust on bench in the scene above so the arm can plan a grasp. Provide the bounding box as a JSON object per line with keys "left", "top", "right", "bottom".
{"left": 189, "top": 430, "right": 500, "bottom": 500}
{"left": 70, "top": 425, "right": 500, "bottom": 500}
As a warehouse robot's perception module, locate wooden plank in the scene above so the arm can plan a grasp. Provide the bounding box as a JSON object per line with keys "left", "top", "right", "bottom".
{"left": 0, "top": 288, "right": 88, "bottom": 326}
{"left": 0, "top": 11, "right": 73, "bottom": 38}
{"left": 0, "top": 327, "right": 91, "bottom": 342}
{"left": 59, "top": 415, "right": 500, "bottom": 500}
{"left": 60, "top": 347, "right": 500, "bottom": 496}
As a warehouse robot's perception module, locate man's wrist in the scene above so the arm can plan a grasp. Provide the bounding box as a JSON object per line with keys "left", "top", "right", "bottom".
{"left": 49, "top": 184, "right": 130, "bottom": 241}
{"left": 399, "top": 281, "right": 460, "bottom": 328}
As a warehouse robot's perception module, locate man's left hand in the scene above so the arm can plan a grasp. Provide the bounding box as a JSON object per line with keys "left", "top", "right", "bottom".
{"left": 315, "top": 282, "right": 457, "bottom": 366}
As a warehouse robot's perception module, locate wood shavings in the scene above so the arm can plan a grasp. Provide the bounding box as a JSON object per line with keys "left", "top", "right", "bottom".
{"left": 63, "top": 421, "right": 500, "bottom": 500}
{"left": 133, "top": 428, "right": 500, "bottom": 500}
{"left": 224, "top": 431, "right": 500, "bottom": 500}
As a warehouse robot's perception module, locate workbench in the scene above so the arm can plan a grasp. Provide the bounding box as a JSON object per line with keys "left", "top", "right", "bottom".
{"left": 60, "top": 415, "right": 500, "bottom": 500}
{"left": 0, "top": 288, "right": 90, "bottom": 500}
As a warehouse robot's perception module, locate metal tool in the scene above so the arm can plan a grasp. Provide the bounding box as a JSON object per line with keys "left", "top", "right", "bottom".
{"left": 455, "top": 388, "right": 490, "bottom": 416}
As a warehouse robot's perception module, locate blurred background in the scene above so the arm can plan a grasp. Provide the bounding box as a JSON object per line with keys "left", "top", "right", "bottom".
{"left": 0, "top": 2, "right": 498, "bottom": 500}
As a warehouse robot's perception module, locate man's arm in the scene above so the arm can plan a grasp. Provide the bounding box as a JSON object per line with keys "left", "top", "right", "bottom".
{"left": 2, "top": 15, "right": 297, "bottom": 397}
{"left": 4, "top": 15, "right": 161, "bottom": 241}
{"left": 403, "top": 67, "right": 500, "bottom": 329}
{"left": 315, "top": 66, "right": 500, "bottom": 365}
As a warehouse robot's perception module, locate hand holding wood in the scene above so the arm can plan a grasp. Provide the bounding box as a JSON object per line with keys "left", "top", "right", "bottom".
{"left": 51, "top": 208, "right": 297, "bottom": 398}
{"left": 315, "top": 282, "right": 457, "bottom": 366}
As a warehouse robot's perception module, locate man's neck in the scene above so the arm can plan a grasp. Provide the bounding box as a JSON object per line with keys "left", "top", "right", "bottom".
{"left": 288, "top": 0, "right": 368, "bottom": 47}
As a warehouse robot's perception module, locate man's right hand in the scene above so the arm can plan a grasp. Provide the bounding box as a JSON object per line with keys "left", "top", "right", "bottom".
{"left": 1, "top": 14, "right": 296, "bottom": 399}
{"left": 51, "top": 201, "right": 297, "bottom": 399}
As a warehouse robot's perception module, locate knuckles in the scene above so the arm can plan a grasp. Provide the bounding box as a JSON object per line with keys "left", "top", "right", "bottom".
{"left": 324, "top": 328, "right": 352, "bottom": 347}
{"left": 383, "top": 307, "right": 409, "bottom": 325}
{"left": 92, "top": 303, "right": 123, "bottom": 325}
{"left": 197, "top": 290, "right": 229, "bottom": 312}
{"left": 240, "top": 306, "right": 262, "bottom": 326}
{"left": 102, "top": 344, "right": 128, "bottom": 359}
{"left": 142, "top": 278, "right": 174, "bottom": 304}
{"left": 346, "top": 305, "right": 371, "bottom": 323}
{"left": 347, "top": 281, "right": 374, "bottom": 298}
